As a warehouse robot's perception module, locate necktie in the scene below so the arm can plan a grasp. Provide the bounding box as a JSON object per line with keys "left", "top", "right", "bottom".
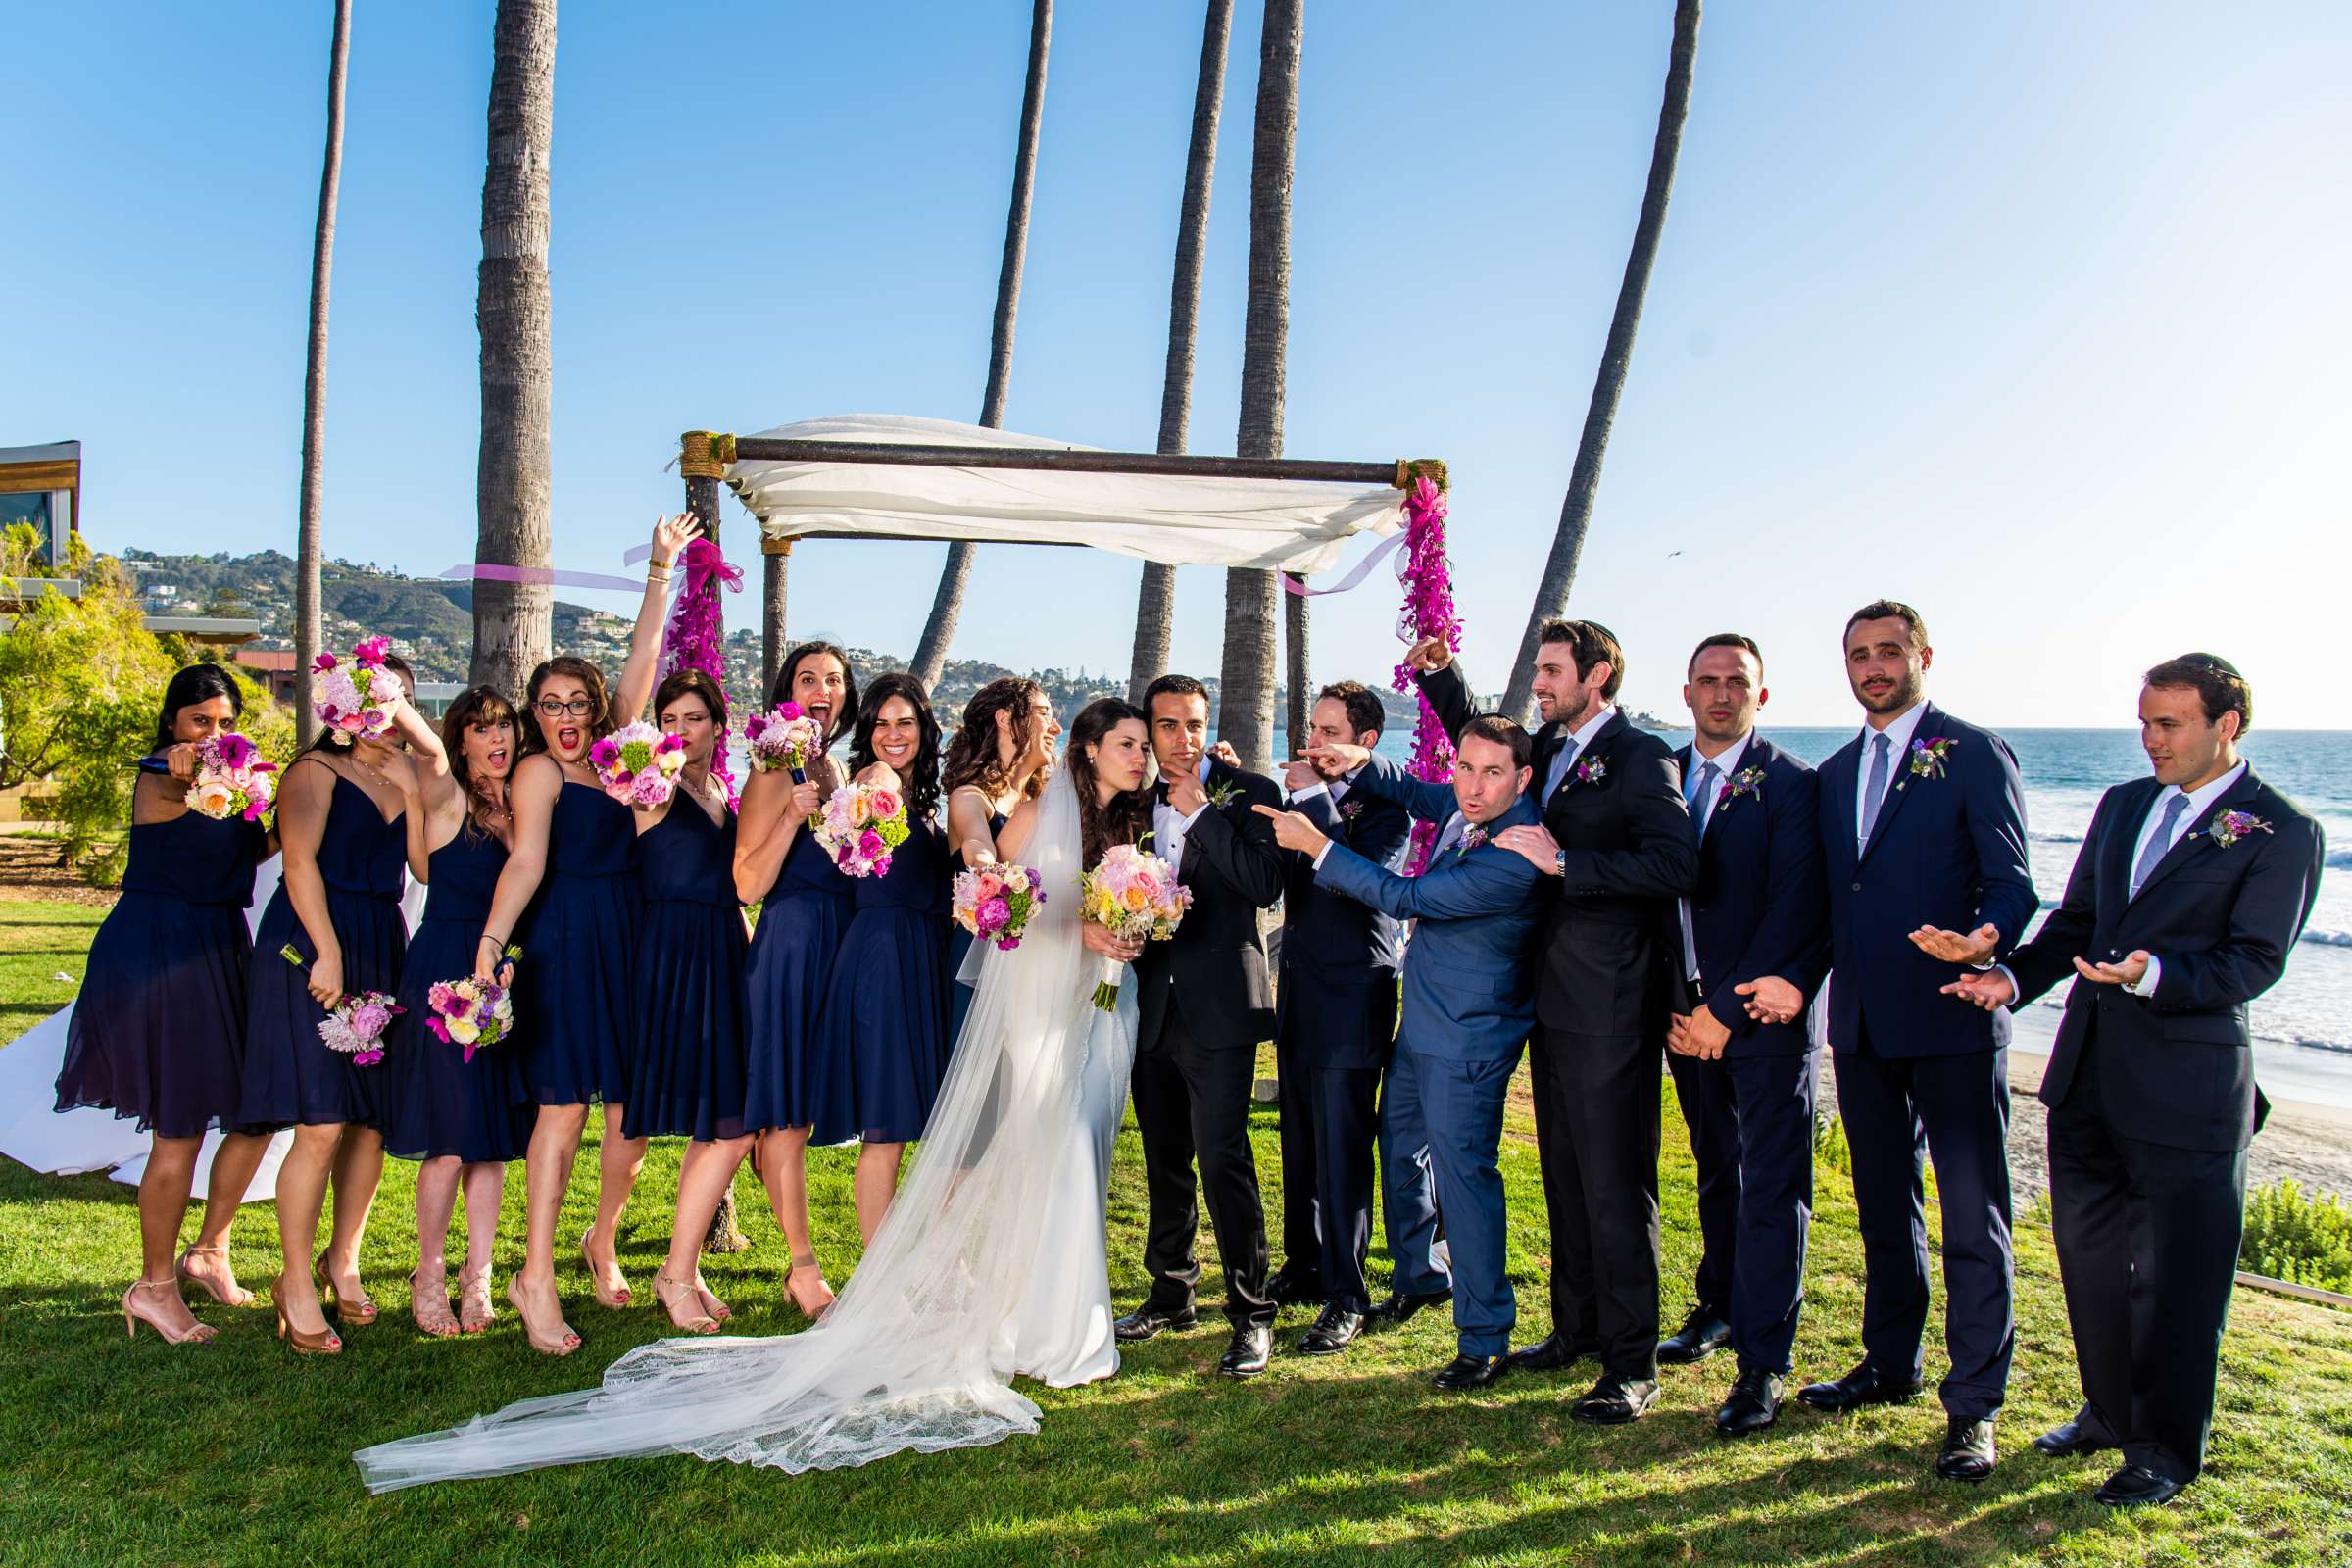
{"left": 1433, "top": 813, "right": 1466, "bottom": 856}
{"left": 1689, "top": 760, "right": 1721, "bottom": 841}
{"left": 2131, "top": 793, "right": 2191, "bottom": 898}
{"left": 1544, "top": 736, "right": 1581, "bottom": 802}
{"left": 1857, "top": 732, "right": 1892, "bottom": 852}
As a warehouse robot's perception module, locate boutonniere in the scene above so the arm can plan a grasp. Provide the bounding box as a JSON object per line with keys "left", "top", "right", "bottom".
{"left": 1456, "top": 824, "right": 1491, "bottom": 856}
{"left": 1716, "top": 765, "right": 1766, "bottom": 808}
{"left": 1205, "top": 778, "right": 1240, "bottom": 809}
{"left": 2199, "top": 809, "right": 2272, "bottom": 850}
{"left": 1573, "top": 756, "right": 1608, "bottom": 787}
{"left": 1895, "top": 735, "right": 1956, "bottom": 792}
{"left": 1338, "top": 798, "right": 1365, "bottom": 824}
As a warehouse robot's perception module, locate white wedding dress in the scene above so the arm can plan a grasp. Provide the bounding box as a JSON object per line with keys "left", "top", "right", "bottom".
{"left": 355, "top": 768, "right": 1134, "bottom": 1490}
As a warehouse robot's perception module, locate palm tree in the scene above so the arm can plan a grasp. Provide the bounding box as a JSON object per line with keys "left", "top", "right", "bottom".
{"left": 1502, "top": 0, "right": 1701, "bottom": 724}
{"left": 909, "top": 0, "right": 1052, "bottom": 691}
{"left": 293, "top": 0, "right": 354, "bottom": 745}
{"left": 1216, "top": 0, "right": 1302, "bottom": 772}
{"left": 468, "top": 0, "right": 558, "bottom": 698}
{"left": 1126, "top": 0, "right": 1234, "bottom": 706}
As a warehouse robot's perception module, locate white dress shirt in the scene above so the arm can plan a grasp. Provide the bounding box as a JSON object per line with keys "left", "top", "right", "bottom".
{"left": 2120, "top": 760, "right": 2247, "bottom": 997}
{"left": 1152, "top": 760, "right": 1211, "bottom": 877}
{"left": 1677, "top": 729, "right": 1753, "bottom": 983}
{"left": 1852, "top": 698, "right": 1930, "bottom": 850}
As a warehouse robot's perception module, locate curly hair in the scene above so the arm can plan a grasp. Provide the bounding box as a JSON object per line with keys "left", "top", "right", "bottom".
{"left": 942, "top": 676, "right": 1049, "bottom": 802}
{"left": 849, "top": 672, "right": 943, "bottom": 822}
{"left": 519, "top": 655, "right": 615, "bottom": 756}
{"left": 1064, "top": 698, "right": 1152, "bottom": 868}
{"left": 441, "top": 685, "right": 519, "bottom": 840}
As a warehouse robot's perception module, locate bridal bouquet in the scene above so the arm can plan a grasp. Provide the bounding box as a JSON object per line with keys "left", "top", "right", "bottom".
{"left": 743, "top": 701, "right": 826, "bottom": 778}
{"left": 816, "top": 780, "right": 911, "bottom": 877}
{"left": 1078, "top": 844, "right": 1191, "bottom": 1009}
{"left": 284, "top": 944, "right": 405, "bottom": 1065}
{"left": 184, "top": 732, "right": 276, "bottom": 824}
{"left": 952, "top": 861, "right": 1045, "bottom": 952}
{"left": 313, "top": 636, "right": 406, "bottom": 741}
{"left": 591, "top": 721, "right": 687, "bottom": 807}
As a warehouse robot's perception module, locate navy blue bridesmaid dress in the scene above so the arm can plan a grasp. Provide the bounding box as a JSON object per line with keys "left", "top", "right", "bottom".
{"left": 946, "top": 808, "right": 1009, "bottom": 1044}
{"left": 623, "top": 795, "right": 750, "bottom": 1141}
{"left": 742, "top": 820, "right": 854, "bottom": 1133}
{"left": 55, "top": 793, "right": 269, "bottom": 1138}
{"left": 815, "top": 812, "right": 953, "bottom": 1145}
{"left": 239, "top": 769, "right": 408, "bottom": 1130}
{"left": 376, "top": 827, "right": 532, "bottom": 1162}
{"left": 514, "top": 781, "right": 640, "bottom": 1106}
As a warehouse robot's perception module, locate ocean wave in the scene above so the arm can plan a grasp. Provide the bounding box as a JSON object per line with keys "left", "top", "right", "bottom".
{"left": 2328, "top": 849, "right": 2352, "bottom": 870}
{"left": 2302, "top": 928, "right": 2352, "bottom": 949}
{"left": 2030, "top": 995, "right": 2351, "bottom": 1054}
{"left": 2030, "top": 830, "right": 2084, "bottom": 845}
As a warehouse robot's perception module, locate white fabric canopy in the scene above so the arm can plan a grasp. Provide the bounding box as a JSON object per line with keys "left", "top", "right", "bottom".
{"left": 728, "top": 414, "right": 1404, "bottom": 572}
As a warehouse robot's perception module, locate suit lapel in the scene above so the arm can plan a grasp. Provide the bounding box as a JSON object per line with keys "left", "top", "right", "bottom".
{"left": 2100, "top": 777, "right": 2158, "bottom": 908}
{"left": 1822, "top": 739, "right": 1861, "bottom": 873}
{"left": 1856, "top": 703, "right": 1936, "bottom": 868}
{"left": 2131, "top": 766, "right": 2262, "bottom": 906}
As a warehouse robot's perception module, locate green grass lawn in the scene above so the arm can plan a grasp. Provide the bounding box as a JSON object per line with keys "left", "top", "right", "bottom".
{"left": 2, "top": 901, "right": 2348, "bottom": 1566}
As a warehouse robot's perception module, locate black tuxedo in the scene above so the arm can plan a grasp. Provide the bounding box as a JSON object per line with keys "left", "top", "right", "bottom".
{"left": 1659, "top": 734, "right": 1829, "bottom": 1376}
{"left": 1131, "top": 760, "right": 1286, "bottom": 1325}
{"left": 1418, "top": 662, "right": 1698, "bottom": 1379}
{"left": 2004, "top": 765, "right": 2324, "bottom": 1483}
{"left": 1272, "top": 776, "right": 1412, "bottom": 1314}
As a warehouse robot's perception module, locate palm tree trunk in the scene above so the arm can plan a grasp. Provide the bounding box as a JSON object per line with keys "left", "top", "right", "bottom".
{"left": 468, "top": 0, "right": 558, "bottom": 699}
{"left": 1127, "top": 0, "right": 1234, "bottom": 706}
{"left": 294, "top": 0, "right": 354, "bottom": 745}
{"left": 1501, "top": 0, "right": 1700, "bottom": 724}
{"left": 1216, "top": 0, "right": 1302, "bottom": 773}
{"left": 910, "top": 0, "right": 1051, "bottom": 691}
{"left": 761, "top": 544, "right": 790, "bottom": 695}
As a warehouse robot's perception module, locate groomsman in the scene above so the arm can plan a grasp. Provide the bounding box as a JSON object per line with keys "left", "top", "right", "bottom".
{"left": 1416, "top": 621, "right": 1698, "bottom": 1425}
{"left": 1117, "top": 674, "right": 1286, "bottom": 1378}
{"left": 1947, "top": 655, "right": 2324, "bottom": 1507}
{"left": 1263, "top": 716, "right": 1550, "bottom": 1389}
{"left": 1268, "top": 682, "right": 1414, "bottom": 1356}
{"left": 1656, "top": 635, "right": 1830, "bottom": 1437}
{"left": 1795, "top": 600, "right": 2036, "bottom": 1482}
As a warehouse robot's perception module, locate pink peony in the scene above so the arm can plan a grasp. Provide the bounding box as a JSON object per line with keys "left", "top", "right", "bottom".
{"left": 867, "top": 788, "right": 902, "bottom": 819}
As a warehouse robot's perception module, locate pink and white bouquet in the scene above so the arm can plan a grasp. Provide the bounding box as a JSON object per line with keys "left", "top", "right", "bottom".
{"left": 425, "top": 973, "right": 514, "bottom": 1063}
{"left": 1078, "top": 844, "right": 1192, "bottom": 1009}
{"left": 313, "top": 636, "right": 405, "bottom": 740}
{"left": 279, "top": 944, "right": 402, "bottom": 1064}
{"left": 591, "top": 720, "right": 688, "bottom": 808}
{"left": 815, "top": 781, "right": 911, "bottom": 877}
{"left": 185, "top": 731, "right": 276, "bottom": 824}
{"left": 743, "top": 701, "right": 826, "bottom": 778}
{"left": 952, "top": 861, "right": 1045, "bottom": 952}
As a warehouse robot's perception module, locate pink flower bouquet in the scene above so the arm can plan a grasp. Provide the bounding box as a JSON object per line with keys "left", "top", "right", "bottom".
{"left": 279, "top": 944, "right": 402, "bottom": 1065}
{"left": 743, "top": 701, "right": 825, "bottom": 778}
{"left": 591, "top": 720, "right": 688, "bottom": 808}
{"left": 1078, "top": 844, "right": 1192, "bottom": 1008}
{"left": 425, "top": 973, "right": 514, "bottom": 1064}
{"left": 313, "top": 636, "right": 405, "bottom": 740}
{"left": 952, "top": 861, "right": 1045, "bottom": 952}
{"left": 184, "top": 731, "right": 276, "bottom": 824}
{"left": 815, "top": 781, "right": 912, "bottom": 877}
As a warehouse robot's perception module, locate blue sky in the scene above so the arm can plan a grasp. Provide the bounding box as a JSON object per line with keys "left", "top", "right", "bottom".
{"left": 9, "top": 1, "right": 2347, "bottom": 726}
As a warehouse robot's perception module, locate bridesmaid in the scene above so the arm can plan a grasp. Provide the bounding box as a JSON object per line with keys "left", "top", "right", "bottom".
{"left": 736, "top": 641, "right": 858, "bottom": 1315}
{"left": 376, "top": 687, "right": 531, "bottom": 1338}
{"left": 621, "top": 667, "right": 752, "bottom": 1335}
{"left": 941, "top": 678, "right": 1060, "bottom": 1042}
{"left": 241, "top": 653, "right": 440, "bottom": 1355}
{"left": 55, "top": 664, "right": 276, "bottom": 1345}
{"left": 815, "top": 671, "right": 952, "bottom": 1243}
{"left": 469, "top": 514, "right": 688, "bottom": 1354}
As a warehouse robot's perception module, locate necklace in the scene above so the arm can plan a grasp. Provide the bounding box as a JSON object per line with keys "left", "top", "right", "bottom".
{"left": 345, "top": 746, "right": 398, "bottom": 799}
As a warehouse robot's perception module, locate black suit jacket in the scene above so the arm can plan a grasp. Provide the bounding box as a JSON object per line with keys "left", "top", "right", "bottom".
{"left": 1666, "top": 735, "right": 1830, "bottom": 1056}
{"left": 1417, "top": 662, "right": 1698, "bottom": 1037}
{"left": 1135, "top": 760, "right": 1285, "bottom": 1054}
{"left": 1274, "top": 777, "right": 1412, "bottom": 1070}
{"left": 2005, "top": 767, "right": 2324, "bottom": 1152}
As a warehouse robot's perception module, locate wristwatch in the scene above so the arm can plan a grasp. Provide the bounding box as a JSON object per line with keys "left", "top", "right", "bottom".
{"left": 1552, "top": 849, "right": 1567, "bottom": 878}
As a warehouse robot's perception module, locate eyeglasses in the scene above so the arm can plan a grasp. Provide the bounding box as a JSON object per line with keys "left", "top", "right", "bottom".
{"left": 535, "top": 698, "right": 595, "bottom": 718}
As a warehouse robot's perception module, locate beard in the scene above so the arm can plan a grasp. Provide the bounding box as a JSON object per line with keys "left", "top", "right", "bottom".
{"left": 1856, "top": 670, "right": 1923, "bottom": 716}
{"left": 1545, "top": 687, "right": 1592, "bottom": 731}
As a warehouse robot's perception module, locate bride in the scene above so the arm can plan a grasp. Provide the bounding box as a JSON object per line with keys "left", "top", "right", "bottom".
{"left": 355, "top": 698, "right": 1156, "bottom": 1490}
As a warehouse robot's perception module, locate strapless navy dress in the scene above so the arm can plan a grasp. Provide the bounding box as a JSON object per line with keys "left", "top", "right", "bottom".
{"left": 946, "top": 808, "right": 1008, "bottom": 1045}
{"left": 515, "top": 782, "right": 640, "bottom": 1106}
{"left": 814, "top": 813, "right": 952, "bottom": 1145}
{"left": 742, "top": 821, "right": 854, "bottom": 1133}
{"left": 623, "top": 797, "right": 750, "bottom": 1141}
{"left": 55, "top": 797, "right": 268, "bottom": 1138}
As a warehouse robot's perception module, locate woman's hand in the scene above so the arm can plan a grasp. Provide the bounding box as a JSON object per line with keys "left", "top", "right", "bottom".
{"left": 853, "top": 761, "right": 902, "bottom": 792}
{"left": 1081, "top": 922, "right": 1145, "bottom": 963}
{"left": 162, "top": 743, "right": 203, "bottom": 781}
{"left": 789, "top": 778, "right": 822, "bottom": 819}
{"left": 474, "top": 934, "right": 505, "bottom": 984}
{"left": 649, "top": 513, "right": 695, "bottom": 570}
{"left": 308, "top": 950, "right": 345, "bottom": 1011}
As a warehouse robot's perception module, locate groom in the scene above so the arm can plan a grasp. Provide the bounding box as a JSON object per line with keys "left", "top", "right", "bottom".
{"left": 1117, "top": 674, "right": 1287, "bottom": 1378}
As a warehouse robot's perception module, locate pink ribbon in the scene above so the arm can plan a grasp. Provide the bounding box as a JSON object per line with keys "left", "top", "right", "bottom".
{"left": 441, "top": 564, "right": 649, "bottom": 594}
{"left": 680, "top": 537, "right": 743, "bottom": 595}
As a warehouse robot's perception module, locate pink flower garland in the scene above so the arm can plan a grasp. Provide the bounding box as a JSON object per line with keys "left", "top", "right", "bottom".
{"left": 1388, "top": 474, "right": 1461, "bottom": 875}
{"left": 662, "top": 536, "right": 744, "bottom": 809}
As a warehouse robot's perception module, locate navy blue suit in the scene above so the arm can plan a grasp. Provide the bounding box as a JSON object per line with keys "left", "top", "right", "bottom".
{"left": 1273, "top": 774, "right": 1412, "bottom": 1315}
{"left": 1661, "top": 735, "right": 1829, "bottom": 1376}
{"left": 1816, "top": 702, "right": 2036, "bottom": 1420}
{"left": 1314, "top": 758, "right": 1547, "bottom": 1357}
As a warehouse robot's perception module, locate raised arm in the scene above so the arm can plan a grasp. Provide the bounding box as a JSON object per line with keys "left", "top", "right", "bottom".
{"left": 275, "top": 756, "right": 346, "bottom": 1007}
{"left": 1340, "top": 751, "right": 1466, "bottom": 827}
{"left": 610, "top": 514, "right": 694, "bottom": 727}
{"left": 1315, "top": 835, "right": 1543, "bottom": 923}
{"left": 733, "top": 760, "right": 825, "bottom": 906}
{"left": 1177, "top": 769, "right": 1285, "bottom": 909}
{"left": 1405, "top": 638, "right": 1476, "bottom": 745}
{"left": 474, "top": 754, "right": 561, "bottom": 979}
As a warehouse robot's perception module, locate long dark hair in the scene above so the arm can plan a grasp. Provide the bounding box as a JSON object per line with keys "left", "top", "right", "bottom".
{"left": 942, "top": 676, "right": 1047, "bottom": 802}
{"left": 770, "top": 641, "right": 860, "bottom": 743}
{"left": 152, "top": 663, "right": 243, "bottom": 754}
{"left": 1065, "top": 698, "right": 1152, "bottom": 869}
{"left": 303, "top": 652, "right": 418, "bottom": 755}
{"left": 441, "top": 685, "right": 518, "bottom": 840}
{"left": 849, "top": 671, "right": 942, "bottom": 822}
{"left": 519, "top": 655, "right": 615, "bottom": 756}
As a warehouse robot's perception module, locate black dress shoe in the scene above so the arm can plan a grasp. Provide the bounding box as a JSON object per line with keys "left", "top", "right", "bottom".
{"left": 1432, "top": 1352, "right": 1510, "bottom": 1391}
{"left": 1795, "top": 1361, "right": 1924, "bottom": 1414}
{"left": 1366, "top": 1287, "right": 1452, "bottom": 1325}
{"left": 2032, "top": 1410, "right": 2118, "bottom": 1458}
{"left": 1297, "top": 1305, "right": 1363, "bottom": 1357}
{"left": 1218, "top": 1320, "right": 1272, "bottom": 1378}
{"left": 1264, "top": 1266, "right": 1327, "bottom": 1307}
{"left": 2094, "top": 1462, "right": 2186, "bottom": 1508}
{"left": 1572, "top": 1374, "right": 1661, "bottom": 1425}
{"left": 1715, "top": 1368, "right": 1783, "bottom": 1437}
{"left": 1657, "top": 1305, "right": 1732, "bottom": 1366}
{"left": 1505, "top": 1331, "right": 1599, "bottom": 1373}
{"left": 1113, "top": 1304, "right": 1198, "bottom": 1343}
{"left": 1936, "top": 1416, "right": 1998, "bottom": 1483}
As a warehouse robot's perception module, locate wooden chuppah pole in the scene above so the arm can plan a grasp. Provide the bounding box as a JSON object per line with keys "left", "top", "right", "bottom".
{"left": 724, "top": 437, "right": 1402, "bottom": 487}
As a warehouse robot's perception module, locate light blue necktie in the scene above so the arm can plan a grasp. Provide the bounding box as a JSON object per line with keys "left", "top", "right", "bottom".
{"left": 1857, "top": 732, "right": 1892, "bottom": 852}
{"left": 1544, "top": 735, "right": 1580, "bottom": 802}
{"left": 1688, "top": 760, "right": 1721, "bottom": 842}
{"left": 2131, "top": 793, "right": 2191, "bottom": 898}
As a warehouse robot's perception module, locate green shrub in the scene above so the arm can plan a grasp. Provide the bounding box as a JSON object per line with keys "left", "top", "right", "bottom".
{"left": 1813, "top": 1110, "right": 1849, "bottom": 1175}
{"left": 2239, "top": 1179, "right": 2352, "bottom": 1294}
